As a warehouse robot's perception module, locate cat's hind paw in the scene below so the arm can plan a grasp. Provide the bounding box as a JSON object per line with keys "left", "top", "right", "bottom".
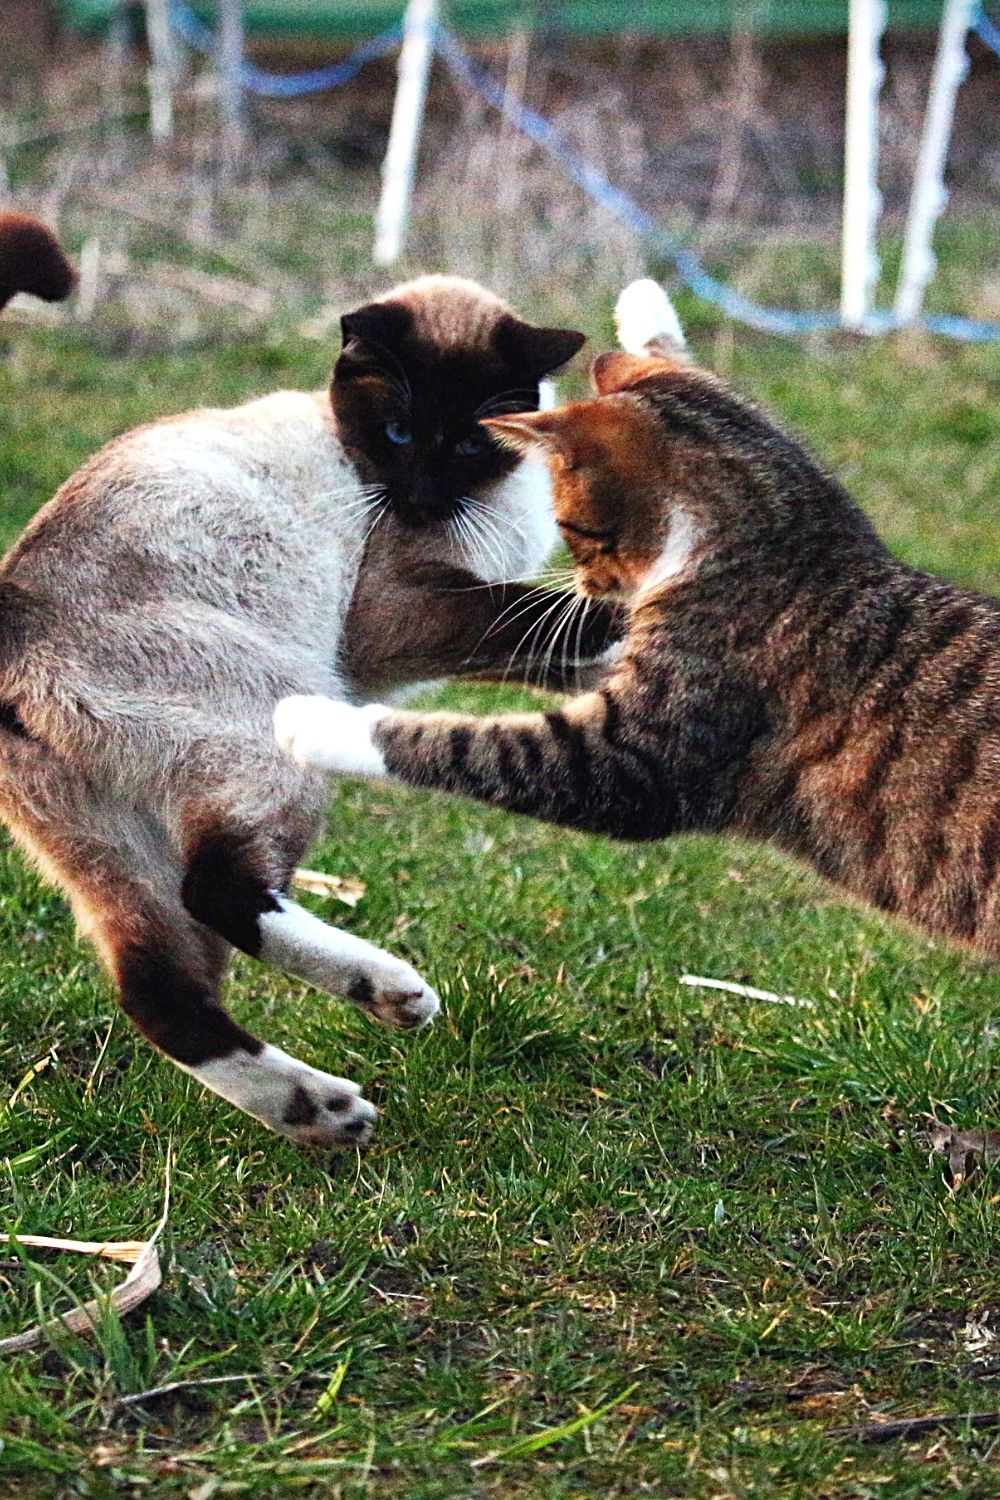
{"left": 274, "top": 695, "right": 388, "bottom": 779}
{"left": 190, "top": 1046, "right": 377, "bottom": 1148}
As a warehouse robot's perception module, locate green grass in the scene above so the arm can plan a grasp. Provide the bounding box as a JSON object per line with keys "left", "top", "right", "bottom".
{"left": 3, "top": 225, "right": 1000, "bottom": 1497}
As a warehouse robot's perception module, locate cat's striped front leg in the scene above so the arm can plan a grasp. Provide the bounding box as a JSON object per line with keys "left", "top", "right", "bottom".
{"left": 274, "top": 690, "right": 660, "bottom": 839}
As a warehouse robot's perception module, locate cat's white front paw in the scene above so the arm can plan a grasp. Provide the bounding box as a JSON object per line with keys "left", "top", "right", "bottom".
{"left": 189, "top": 1045, "right": 378, "bottom": 1148}
{"left": 274, "top": 696, "right": 388, "bottom": 778}
{"left": 273, "top": 1066, "right": 378, "bottom": 1148}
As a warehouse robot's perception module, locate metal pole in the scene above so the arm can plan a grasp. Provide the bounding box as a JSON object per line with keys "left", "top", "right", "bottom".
{"left": 894, "top": 0, "right": 975, "bottom": 326}
{"left": 218, "top": 0, "right": 246, "bottom": 169}
{"left": 840, "top": 0, "right": 887, "bottom": 331}
{"left": 373, "top": 0, "right": 438, "bottom": 267}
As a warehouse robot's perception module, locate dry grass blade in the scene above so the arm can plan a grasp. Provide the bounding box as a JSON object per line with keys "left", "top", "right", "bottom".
{"left": 0, "top": 1236, "right": 147, "bottom": 1263}
{"left": 293, "top": 868, "right": 367, "bottom": 908}
{"left": 679, "top": 974, "right": 816, "bottom": 1010}
{"left": 0, "top": 1151, "right": 171, "bottom": 1354}
{"left": 928, "top": 1119, "right": 1000, "bottom": 1189}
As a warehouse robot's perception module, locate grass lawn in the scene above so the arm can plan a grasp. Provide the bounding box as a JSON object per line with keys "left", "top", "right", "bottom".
{"left": 2, "top": 225, "right": 1000, "bottom": 1497}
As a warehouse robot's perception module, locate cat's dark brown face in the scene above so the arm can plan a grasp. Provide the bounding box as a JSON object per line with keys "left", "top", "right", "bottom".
{"left": 331, "top": 276, "right": 585, "bottom": 528}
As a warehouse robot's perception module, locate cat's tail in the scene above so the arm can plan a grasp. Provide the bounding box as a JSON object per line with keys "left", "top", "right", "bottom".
{"left": 615, "top": 279, "right": 687, "bottom": 360}
{"left": 0, "top": 213, "right": 76, "bottom": 313}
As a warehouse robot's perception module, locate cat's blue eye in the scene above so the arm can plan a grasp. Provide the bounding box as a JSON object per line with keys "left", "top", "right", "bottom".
{"left": 385, "top": 421, "right": 412, "bottom": 446}
{"left": 455, "top": 431, "right": 487, "bottom": 458}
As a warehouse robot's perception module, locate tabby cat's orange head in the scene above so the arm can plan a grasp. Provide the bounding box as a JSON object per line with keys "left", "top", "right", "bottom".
{"left": 484, "top": 352, "right": 686, "bottom": 599}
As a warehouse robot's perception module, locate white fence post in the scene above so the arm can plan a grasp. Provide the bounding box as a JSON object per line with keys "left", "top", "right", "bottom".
{"left": 144, "top": 0, "right": 176, "bottom": 143}
{"left": 218, "top": 0, "right": 246, "bottom": 168}
{"left": 840, "top": 0, "right": 887, "bottom": 331}
{"left": 373, "top": 0, "right": 438, "bottom": 267}
{"left": 894, "top": 0, "right": 975, "bottom": 326}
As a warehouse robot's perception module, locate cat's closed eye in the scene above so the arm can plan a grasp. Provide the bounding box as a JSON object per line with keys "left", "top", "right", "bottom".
{"left": 560, "top": 519, "right": 618, "bottom": 553}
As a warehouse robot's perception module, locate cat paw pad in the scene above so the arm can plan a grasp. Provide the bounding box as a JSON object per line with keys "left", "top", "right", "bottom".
{"left": 277, "top": 1069, "right": 377, "bottom": 1147}
{"left": 348, "top": 972, "right": 440, "bottom": 1030}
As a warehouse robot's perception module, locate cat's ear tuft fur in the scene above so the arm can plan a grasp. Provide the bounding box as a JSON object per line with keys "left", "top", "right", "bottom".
{"left": 591, "top": 351, "right": 675, "bottom": 395}
{"left": 482, "top": 410, "right": 564, "bottom": 456}
{"left": 494, "top": 316, "right": 586, "bottom": 378}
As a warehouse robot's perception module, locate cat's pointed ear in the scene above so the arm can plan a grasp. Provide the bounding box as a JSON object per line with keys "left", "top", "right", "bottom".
{"left": 339, "top": 299, "right": 408, "bottom": 350}
{"left": 481, "top": 410, "right": 567, "bottom": 456}
{"left": 591, "top": 351, "right": 672, "bottom": 395}
{"left": 336, "top": 300, "right": 410, "bottom": 380}
{"left": 495, "top": 316, "right": 586, "bottom": 378}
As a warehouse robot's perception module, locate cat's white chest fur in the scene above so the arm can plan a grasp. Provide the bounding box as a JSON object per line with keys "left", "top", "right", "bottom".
{"left": 451, "top": 457, "right": 559, "bottom": 584}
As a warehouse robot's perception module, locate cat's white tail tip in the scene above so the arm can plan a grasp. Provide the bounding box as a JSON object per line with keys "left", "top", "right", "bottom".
{"left": 615, "top": 279, "right": 686, "bottom": 357}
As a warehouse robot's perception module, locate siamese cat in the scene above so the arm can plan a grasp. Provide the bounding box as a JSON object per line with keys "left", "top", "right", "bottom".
{"left": 0, "top": 268, "right": 617, "bottom": 1148}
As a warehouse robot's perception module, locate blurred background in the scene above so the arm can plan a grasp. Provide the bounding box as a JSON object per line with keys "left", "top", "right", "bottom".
{"left": 1, "top": 0, "right": 997, "bottom": 349}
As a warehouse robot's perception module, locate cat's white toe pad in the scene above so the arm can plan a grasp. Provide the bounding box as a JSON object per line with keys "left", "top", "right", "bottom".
{"left": 274, "top": 696, "right": 388, "bottom": 778}
{"left": 351, "top": 968, "right": 440, "bottom": 1029}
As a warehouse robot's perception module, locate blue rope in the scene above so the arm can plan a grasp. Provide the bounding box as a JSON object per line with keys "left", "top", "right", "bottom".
{"left": 435, "top": 24, "right": 1000, "bottom": 344}
{"left": 165, "top": 2, "right": 999, "bottom": 343}
{"left": 973, "top": 5, "right": 1000, "bottom": 55}
{"left": 168, "top": 2, "right": 400, "bottom": 98}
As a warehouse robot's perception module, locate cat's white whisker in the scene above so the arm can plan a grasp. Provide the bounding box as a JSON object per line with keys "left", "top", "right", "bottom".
{"left": 541, "top": 592, "right": 581, "bottom": 689}
{"left": 461, "top": 503, "right": 508, "bottom": 582}
{"left": 482, "top": 583, "right": 560, "bottom": 640}
{"left": 571, "top": 594, "right": 594, "bottom": 684}
{"left": 505, "top": 588, "right": 569, "bottom": 685}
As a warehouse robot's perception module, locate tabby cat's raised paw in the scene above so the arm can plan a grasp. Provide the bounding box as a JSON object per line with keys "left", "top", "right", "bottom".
{"left": 274, "top": 696, "right": 388, "bottom": 778}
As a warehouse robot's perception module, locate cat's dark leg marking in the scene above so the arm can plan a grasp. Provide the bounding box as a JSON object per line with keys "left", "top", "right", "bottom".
{"left": 181, "top": 828, "right": 284, "bottom": 958}
{"left": 114, "top": 932, "right": 259, "bottom": 1067}
{"left": 180, "top": 809, "right": 439, "bottom": 1030}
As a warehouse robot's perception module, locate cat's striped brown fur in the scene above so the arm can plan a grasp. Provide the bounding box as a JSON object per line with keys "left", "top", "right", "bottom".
{"left": 278, "top": 287, "right": 1000, "bottom": 966}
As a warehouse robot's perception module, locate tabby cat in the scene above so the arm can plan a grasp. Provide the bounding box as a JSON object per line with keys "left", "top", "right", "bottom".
{"left": 278, "top": 279, "right": 1000, "bottom": 985}
{"left": 0, "top": 270, "right": 618, "bottom": 1148}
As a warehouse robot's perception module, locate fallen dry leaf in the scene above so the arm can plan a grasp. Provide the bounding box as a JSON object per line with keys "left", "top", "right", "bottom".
{"left": 0, "top": 1155, "right": 170, "bottom": 1353}
{"left": 292, "top": 868, "right": 366, "bottom": 907}
{"left": 928, "top": 1119, "right": 1000, "bottom": 1189}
